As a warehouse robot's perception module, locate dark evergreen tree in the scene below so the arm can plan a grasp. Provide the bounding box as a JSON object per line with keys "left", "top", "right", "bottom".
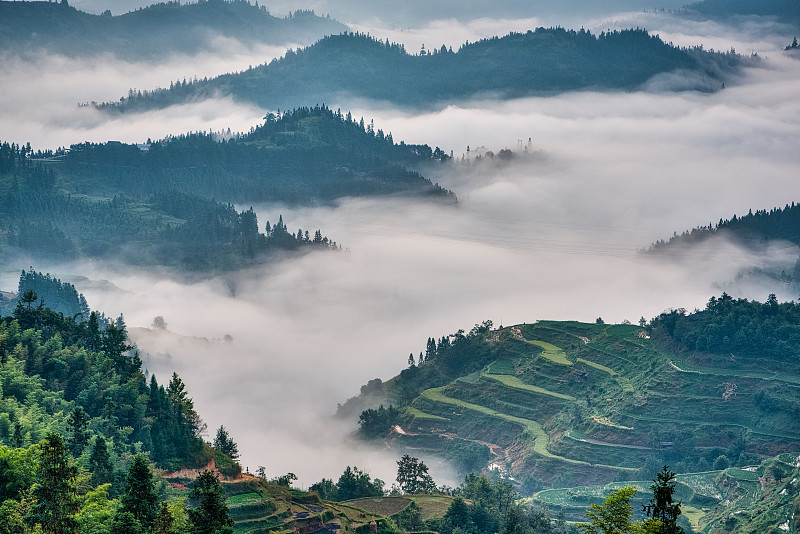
{"left": 440, "top": 497, "right": 475, "bottom": 534}
{"left": 213, "top": 426, "right": 239, "bottom": 460}
{"left": 110, "top": 511, "right": 142, "bottom": 534}
{"left": 152, "top": 502, "right": 175, "bottom": 534}
{"left": 644, "top": 466, "right": 683, "bottom": 534}
{"left": 65, "top": 407, "right": 89, "bottom": 457}
{"left": 120, "top": 455, "right": 159, "bottom": 530}
{"left": 25, "top": 432, "right": 80, "bottom": 534}
{"left": 188, "top": 470, "right": 234, "bottom": 534}
{"left": 88, "top": 437, "right": 113, "bottom": 488}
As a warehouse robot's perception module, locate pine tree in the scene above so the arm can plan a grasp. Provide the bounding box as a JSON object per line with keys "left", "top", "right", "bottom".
{"left": 213, "top": 426, "right": 240, "bottom": 460}
{"left": 188, "top": 470, "right": 234, "bottom": 534}
{"left": 644, "top": 466, "right": 683, "bottom": 534}
{"left": 65, "top": 407, "right": 89, "bottom": 457}
{"left": 120, "top": 455, "right": 159, "bottom": 530}
{"left": 88, "top": 437, "right": 113, "bottom": 488}
{"left": 26, "top": 432, "right": 80, "bottom": 534}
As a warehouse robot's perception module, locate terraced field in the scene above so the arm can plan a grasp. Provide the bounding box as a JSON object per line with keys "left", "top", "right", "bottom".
{"left": 387, "top": 321, "right": 800, "bottom": 489}
{"left": 527, "top": 456, "right": 800, "bottom": 533}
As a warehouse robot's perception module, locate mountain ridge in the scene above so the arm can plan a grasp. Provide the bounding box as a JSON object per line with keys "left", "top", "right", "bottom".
{"left": 0, "top": 0, "right": 347, "bottom": 59}
{"left": 99, "top": 27, "right": 751, "bottom": 114}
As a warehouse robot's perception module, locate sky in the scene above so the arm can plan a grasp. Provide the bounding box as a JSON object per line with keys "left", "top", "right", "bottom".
{"left": 2, "top": 2, "right": 800, "bottom": 487}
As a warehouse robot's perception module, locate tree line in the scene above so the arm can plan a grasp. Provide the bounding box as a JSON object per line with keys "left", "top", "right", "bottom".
{"left": 99, "top": 27, "right": 750, "bottom": 114}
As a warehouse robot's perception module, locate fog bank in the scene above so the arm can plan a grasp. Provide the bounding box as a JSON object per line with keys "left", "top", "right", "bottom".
{"left": 46, "top": 53, "right": 800, "bottom": 486}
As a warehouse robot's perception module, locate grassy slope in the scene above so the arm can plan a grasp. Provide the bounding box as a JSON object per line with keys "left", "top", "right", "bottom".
{"left": 382, "top": 321, "right": 800, "bottom": 491}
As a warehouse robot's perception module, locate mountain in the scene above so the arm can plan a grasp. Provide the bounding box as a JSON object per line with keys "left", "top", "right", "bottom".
{"left": 0, "top": 0, "right": 347, "bottom": 59}
{"left": 0, "top": 107, "right": 453, "bottom": 269}
{"left": 647, "top": 203, "right": 800, "bottom": 291}
{"left": 680, "top": 0, "right": 800, "bottom": 27}
{"left": 99, "top": 28, "right": 750, "bottom": 114}
{"left": 342, "top": 296, "right": 800, "bottom": 501}
{"left": 650, "top": 203, "right": 800, "bottom": 252}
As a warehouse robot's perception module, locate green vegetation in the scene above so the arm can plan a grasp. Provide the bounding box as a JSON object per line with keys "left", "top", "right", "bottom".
{"left": 0, "top": 107, "right": 454, "bottom": 269}
{"left": 310, "top": 465, "right": 386, "bottom": 502}
{"left": 526, "top": 340, "right": 573, "bottom": 366}
{"left": 0, "top": 0, "right": 347, "bottom": 59}
{"left": 483, "top": 373, "right": 576, "bottom": 400}
{"left": 349, "top": 299, "right": 800, "bottom": 492}
{"left": 531, "top": 454, "right": 800, "bottom": 533}
{"left": 101, "top": 28, "right": 749, "bottom": 114}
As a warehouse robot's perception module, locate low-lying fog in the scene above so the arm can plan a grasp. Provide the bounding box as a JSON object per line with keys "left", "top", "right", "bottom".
{"left": 3, "top": 11, "right": 800, "bottom": 487}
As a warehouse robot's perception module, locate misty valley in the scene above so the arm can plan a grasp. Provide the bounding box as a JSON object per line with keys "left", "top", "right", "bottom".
{"left": 1, "top": 0, "right": 800, "bottom": 533}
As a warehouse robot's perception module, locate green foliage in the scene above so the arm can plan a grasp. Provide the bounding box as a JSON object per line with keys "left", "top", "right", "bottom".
{"left": 396, "top": 455, "right": 437, "bottom": 495}
{"left": 358, "top": 405, "right": 400, "bottom": 438}
{"left": 392, "top": 500, "right": 424, "bottom": 531}
{"left": 188, "top": 470, "right": 233, "bottom": 534}
{"left": 643, "top": 467, "right": 683, "bottom": 534}
{"left": 0, "top": 443, "right": 39, "bottom": 502}
{"left": 212, "top": 426, "right": 239, "bottom": 461}
{"left": 577, "top": 486, "right": 660, "bottom": 534}
{"left": 310, "top": 466, "right": 385, "bottom": 501}
{"left": 77, "top": 484, "right": 118, "bottom": 534}
{"left": 0, "top": 498, "right": 27, "bottom": 534}
{"left": 26, "top": 432, "right": 80, "bottom": 534}
{"left": 120, "top": 455, "right": 159, "bottom": 530}
{"left": 650, "top": 293, "right": 800, "bottom": 362}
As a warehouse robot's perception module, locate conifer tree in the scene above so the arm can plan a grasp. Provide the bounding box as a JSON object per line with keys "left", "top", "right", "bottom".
{"left": 119, "top": 454, "right": 159, "bottom": 530}
{"left": 88, "top": 437, "right": 113, "bottom": 488}
{"left": 26, "top": 432, "right": 80, "bottom": 534}
{"left": 188, "top": 470, "right": 234, "bottom": 534}
{"left": 213, "top": 426, "right": 239, "bottom": 460}
{"left": 644, "top": 466, "right": 683, "bottom": 534}
{"left": 65, "top": 407, "right": 89, "bottom": 457}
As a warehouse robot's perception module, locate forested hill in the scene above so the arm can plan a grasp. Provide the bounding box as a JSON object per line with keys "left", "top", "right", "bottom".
{"left": 0, "top": 0, "right": 347, "bottom": 59}
{"left": 342, "top": 296, "right": 800, "bottom": 491}
{"left": 0, "top": 108, "right": 453, "bottom": 269}
{"left": 62, "top": 105, "right": 453, "bottom": 203}
{"left": 100, "top": 28, "right": 749, "bottom": 114}
{"left": 649, "top": 203, "right": 800, "bottom": 253}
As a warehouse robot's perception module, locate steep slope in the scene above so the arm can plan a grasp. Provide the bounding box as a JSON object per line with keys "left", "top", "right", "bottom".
{"left": 0, "top": 0, "right": 347, "bottom": 59}
{"left": 345, "top": 300, "right": 800, "bottom": 491}
{"left": 99, "top": 28, "right": 751, "bottom": 114}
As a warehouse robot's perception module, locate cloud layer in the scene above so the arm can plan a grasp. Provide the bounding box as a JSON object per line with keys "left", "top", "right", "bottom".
{"left": 3, "top": 10, "right": 800, "bottom": 486}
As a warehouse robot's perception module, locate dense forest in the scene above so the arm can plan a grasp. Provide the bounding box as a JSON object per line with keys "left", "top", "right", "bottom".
{"left": 650, "top": 292, "right": 800, "bottom": 363}
{"left": 0, "top": 0, "right": 347, "bottom": 58}
{"left": 0, "top": 107, "right": 453, "bottom": 268}
{"left": 0, "top": 269, "right": 244, "bottom": 531}
{"left": 61, "top": 106, "right": 453, "bottom": 203}
{"left": 99, "top": 28, "right": 750, "bottom": 114}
